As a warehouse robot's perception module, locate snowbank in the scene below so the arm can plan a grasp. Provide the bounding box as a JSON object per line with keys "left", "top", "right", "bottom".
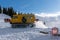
{"left": 0, "top": 13, "right": 11, "bottom": 28}
{"left": 34, "top": 21, "right": 48, "bottom": 28}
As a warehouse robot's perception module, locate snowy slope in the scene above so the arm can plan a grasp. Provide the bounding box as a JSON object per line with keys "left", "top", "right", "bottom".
{"left": 0, "top": 13, "right": 11, "bottom": 28}
{"left": 35, "top": 13, "right": 60, "bottom": 28}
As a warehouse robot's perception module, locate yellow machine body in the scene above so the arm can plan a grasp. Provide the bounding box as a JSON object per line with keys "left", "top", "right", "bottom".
{"left": 10, "top": 14, "right": 35, "bottom": 24}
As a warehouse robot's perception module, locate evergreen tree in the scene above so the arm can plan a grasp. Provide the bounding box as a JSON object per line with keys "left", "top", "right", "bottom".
{"left": 7, "top": 7, "right": 14, "bottom": 17}
{"left": 3, "top": 7, "right": 7, "bottom": 14}
{"left": 0, "top": 6, "right": 1, "bottom": 13}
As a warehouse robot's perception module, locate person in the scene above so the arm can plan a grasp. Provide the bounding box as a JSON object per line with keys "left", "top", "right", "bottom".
{"left": 50, "top": 27, "right": 58, "bottom": 36}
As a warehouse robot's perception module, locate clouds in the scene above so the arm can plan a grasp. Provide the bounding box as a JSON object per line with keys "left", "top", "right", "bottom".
{"left": 35, "top": 12, "right": 60, "bottom": 22}
{"left": 35, "top": 12, "right": 60, "bottom": 17}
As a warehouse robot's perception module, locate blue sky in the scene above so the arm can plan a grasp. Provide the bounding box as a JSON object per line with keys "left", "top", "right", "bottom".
{"left": 0, "top": 0, "right": 60, "bottom": 13}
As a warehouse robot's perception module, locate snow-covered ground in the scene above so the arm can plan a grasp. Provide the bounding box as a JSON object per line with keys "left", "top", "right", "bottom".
{"left": 0, "top": 28, "right": 60, "bottom": 40}
{"left": 0, "top": 13, "right": 60, "bottom": 40}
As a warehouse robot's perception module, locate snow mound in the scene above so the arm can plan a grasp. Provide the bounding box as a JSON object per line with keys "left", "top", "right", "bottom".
{"left": 34, "top": 21, "right": 48, "bottom": 28}
{"left": 0, "top": 13, "right": 10, "bottom": 19}
{"left": 0, "top": 13, "right": 11, "bottom": 28}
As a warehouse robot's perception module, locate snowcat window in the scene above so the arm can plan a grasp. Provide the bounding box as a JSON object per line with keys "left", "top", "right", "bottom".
{"left": 24, "top": 16, "right": 33, "bottom": 19}
{"left": 13, "top": 16, "right": 18, "bottom": 19}
{"left": 29, "top": 16, "right": 33, "bottom": 19}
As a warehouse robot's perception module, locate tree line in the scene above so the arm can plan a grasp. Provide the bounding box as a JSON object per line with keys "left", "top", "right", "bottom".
{"left": 0, "top": 6, "right": 16, "bottom": 17}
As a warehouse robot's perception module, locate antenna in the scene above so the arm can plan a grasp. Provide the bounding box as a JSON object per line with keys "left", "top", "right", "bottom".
{"left": 1, "top": 8, "right": 3, "bottom": 13}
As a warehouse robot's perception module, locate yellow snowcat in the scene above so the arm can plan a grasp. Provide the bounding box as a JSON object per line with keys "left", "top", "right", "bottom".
{"left": 9, "top": 13, "right": 35, "bottom": 28}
